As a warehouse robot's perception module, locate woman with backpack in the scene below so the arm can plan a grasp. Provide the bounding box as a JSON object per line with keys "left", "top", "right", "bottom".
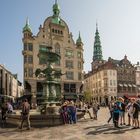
{"left": 113, "top": 99, "right": 121, "bottom": 128}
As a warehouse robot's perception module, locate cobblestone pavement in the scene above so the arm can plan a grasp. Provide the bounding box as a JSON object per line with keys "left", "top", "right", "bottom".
{"left": 0, "top": 108, "right": 140, "bottom": 140}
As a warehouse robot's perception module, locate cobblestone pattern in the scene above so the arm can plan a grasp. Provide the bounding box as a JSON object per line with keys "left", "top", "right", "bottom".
{"left": 0, "top": 108, "right": 140, "bottom": 140}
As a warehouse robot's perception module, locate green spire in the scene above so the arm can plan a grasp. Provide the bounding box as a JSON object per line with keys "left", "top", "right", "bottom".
{"left": 53, "top": 0, "right": 60, "bottom": 17}
{"left": 52, "top": 0, "right": 61, "bottom": 25}
{"left": 23, "top": 17, "right": 32, "bottom": 33}
{"left": 93, "top": 23, "right": 103, "bottom": 61}
{"left": 76, "top": 31, "right": 82, "bottom": 45}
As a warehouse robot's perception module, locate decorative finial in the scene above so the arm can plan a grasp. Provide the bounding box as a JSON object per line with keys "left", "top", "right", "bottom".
{"left": 79, "top": 31, "right": 81, "bottom": 38}
{"left": 26, "top": 17, "right": 29, "bottom": 25}
{"left": 23, "top": 17, "right": 32, "bottom": 33}
{"left": 96, "top": 20, "right": 98, "bottom": 31}
{"left": 55, "top": 0, "right": 58, "bottom": 4}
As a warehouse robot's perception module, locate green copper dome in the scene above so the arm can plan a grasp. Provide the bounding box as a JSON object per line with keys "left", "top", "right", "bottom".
{"left": 23, "top": 18, "right": 32, "bottom": 33}
{"left": 53, "top": 0, "right": 60, "bottom": 17}
{"left": 53, "top": 3, "right": 60, "bottom": 11}
{"left": 51, "top": 0, "right": 64, "bottom": 26}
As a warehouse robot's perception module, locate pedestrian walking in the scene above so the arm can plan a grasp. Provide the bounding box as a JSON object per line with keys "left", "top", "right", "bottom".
{"left": 132, "top": 98, "right": 139, "bottom": 129}
{"left": 83, "top": 102, "right": 93, "bottom": 119}
{"left": 92, "top": 101, "right": 100, "bottom": 120}
{"left": 7, "top": 102, "right": 13, "bottom": 114}
{"left": 19, "top": 99, "right": 31, "bottom": 130}
{"left": 107, "top": 100, "right": 115, "bottom": 123}
{"left": 113, "top": 99, "right": 121, "bottom": 128}
{"left": 1, "top": 102, "right": 8, "bottom": 127}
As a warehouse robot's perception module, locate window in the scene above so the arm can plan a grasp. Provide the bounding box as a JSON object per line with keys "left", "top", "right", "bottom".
{"left": 78, "top": 61, "right": 82, "bottom": 69}
{"left": 66, "top": 71, "right": 74, "bottom": 80}
{"left": 78, "top": 73, "right": 82, "bottom": 80}
{"left": 28, "top": 55, "right": 33, "bottom": 64}
{"left": 24, "top": 43, "right": 27, "bottom": 50}
{"left": 55, "top": 46, "right": 60, "bottom": 54}
{"left": 60, "top": 31, "right": 63, "bottom": 35}
{"left": 66, "top": 60, "right": 73, "bottom": 69}
{"left": 104, "top": 71, "right": 107, "bottom": 76}
{"left": 39, "top": 57, "right": 46, "bottom": 64}
{"left": 28, "top": 68, "right": 33, "bottom": 77}
{"left": 77, "top": 52, "right": 82, "bottom": 58}
{"left": 64, "top": 83, "right": 76, "bottom": 93}
{"left": 52, "top": 29, "right": 54, "bottom": 33}
{"left": 58, "top": 30, "right": 60, "bottom": 34}
{"left": 28, "top": 43, "right": 33, "bottom": 51}
{"left": 113, "top": 71, "right": 116, "bottom": 76}
{"left": 104, "top": 79, "right": 108, "bottom": 87}
{"left": 55, "top": 59, "right": 60, "bottom": 66}
{"left": 55, "top": 29, "right": 57, "bottom": 33}
{"left": 65, "top": 50, "right": 74, "bottom": 58}
{"left": 39, "top": 45, "right": 49, "bottom": 52}
{"left": 24, "top": 56, "right": 27, "bottom": 64}
{"left": 52, "top": 28, "right": 63, "bottom": 35}
{"left": 24, "top": 43, "right": 33, "bottom": 51}
{"left": 110, "top": 80, "right": 112, "bottom": 86}
{"left": 24, "top": 68, "right": 27, "bottom": 77}
{"left": 113, "top": 80, "right": 116, "bottom": 86}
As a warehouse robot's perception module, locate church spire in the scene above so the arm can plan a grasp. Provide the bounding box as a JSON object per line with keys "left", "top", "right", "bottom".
{"left": 76, "top": 31, "right": 83, "bottom": 48}
{"left": 76, "top": 31, "right": 82, "bottom": 44}
{"left": 93, "top": 23, "right": 103, "bottom": 61}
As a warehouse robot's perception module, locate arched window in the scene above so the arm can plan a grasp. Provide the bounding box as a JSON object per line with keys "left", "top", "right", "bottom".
{"left": 55, "top": 43, "right": 60, "bottom": 55}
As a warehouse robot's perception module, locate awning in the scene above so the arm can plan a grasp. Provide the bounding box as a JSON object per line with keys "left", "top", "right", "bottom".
{"left": 132, "top": 84, "right": 137, "bottom": 87}
{"left": 63, "top": 93, "right": 78, "bottom": 100}
{"left": 119, "top": 84, "right": 123, "bottom": 87}
{"left": 128, "top": 84, "right": 132, "bottom": 87}
{"left": 123, "top": 84, "right": 128, "bottom": 87}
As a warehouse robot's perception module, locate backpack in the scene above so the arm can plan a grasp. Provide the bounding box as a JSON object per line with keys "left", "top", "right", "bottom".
{"left": 136, "top": 101, "right": 140, "bottom": 111}
{"left": 22, "top": 103, "right": 30, "bottom": 115}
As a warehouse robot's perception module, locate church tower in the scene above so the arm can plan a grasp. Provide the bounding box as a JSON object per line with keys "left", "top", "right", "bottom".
{"left": 91, "top": 23, "right": 104, "bottom": 71}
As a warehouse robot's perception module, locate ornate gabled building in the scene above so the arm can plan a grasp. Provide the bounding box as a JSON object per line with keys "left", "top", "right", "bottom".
{"left": 84, "top": 59, "right": 117, "bottom": 105}
{"left": 84, "top": 24, "right": 139, "bottom": 104}
{"left": 109, "top": 55, "right": 137, "bottom": 97}
{"left": 22, "top": 1, "right": 84, "bottom": 103}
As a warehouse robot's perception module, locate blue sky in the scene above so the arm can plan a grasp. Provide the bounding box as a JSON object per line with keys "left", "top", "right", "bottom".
{"left": 0, "top": 0, "right": 140, "bottom": 82}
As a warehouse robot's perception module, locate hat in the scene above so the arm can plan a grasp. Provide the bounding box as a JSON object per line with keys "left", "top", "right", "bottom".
{"left": 118, "top": 97, "right": 124, "bottom": 102}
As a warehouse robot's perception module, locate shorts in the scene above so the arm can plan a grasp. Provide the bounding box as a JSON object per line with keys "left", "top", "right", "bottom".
{"left": 133, "top": 112, "right": 139, "bottom": 119}
{"left": 120, "top": 111, "right": 125, "bottom": 117}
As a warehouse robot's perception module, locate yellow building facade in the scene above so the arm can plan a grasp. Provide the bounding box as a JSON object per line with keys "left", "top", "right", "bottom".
{"left": 22, "top": 1, "right": 84, "bottom": 102}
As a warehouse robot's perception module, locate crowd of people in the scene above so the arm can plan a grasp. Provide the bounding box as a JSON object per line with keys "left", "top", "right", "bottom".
{"left": 0, "top": 101, "right": 13, "bottom": 127}
{"left": 59, "top": 100, "right": 100, "bottom": 124}
{"left": 0, "top": 99, "right": 31, "bottom": 130}
{"left": 107, "top": 97, "right": 140, "bottom": 129}
{"left": 0, "top": 97, "right": 140, "bottom": 130}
